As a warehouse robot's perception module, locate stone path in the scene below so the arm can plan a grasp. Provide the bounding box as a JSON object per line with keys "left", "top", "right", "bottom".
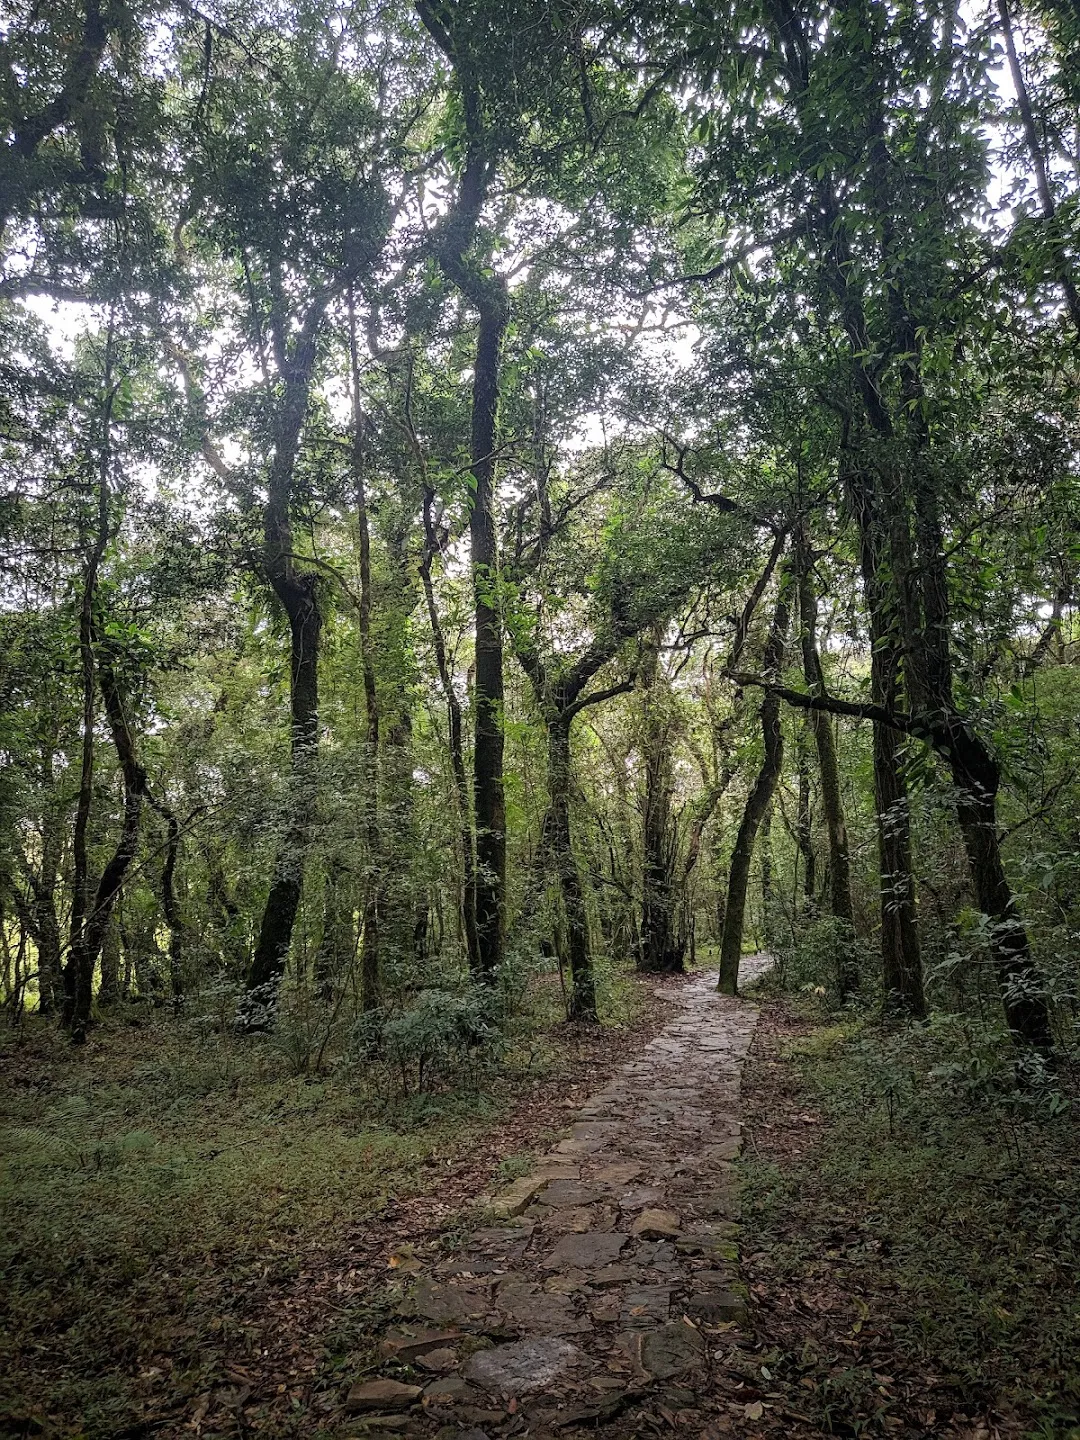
{"left": 343, "top": 961, "right": 771, "bottom": 1439}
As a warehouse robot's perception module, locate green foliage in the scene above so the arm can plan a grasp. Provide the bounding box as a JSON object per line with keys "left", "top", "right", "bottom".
{"left": 346, "top": 986, "right": 504, "bottom": 1094}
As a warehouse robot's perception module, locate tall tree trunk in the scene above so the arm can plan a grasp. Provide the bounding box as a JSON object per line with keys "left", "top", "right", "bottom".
{"left": 547, "top": 716, "right": 597, "bottom": 1020}
{"left": 417, "top": 12, "right": 511, "bottom": 979}
{"left": 851, "top": 473, "right": 926, "bottom": 1017}
{"left": 718, "top": 576, "right": 792, "bottom": 994}
{"left": 468, "top": 294, "right": 509, "bottom": 978}
{"left": 421, "top": 488, "right": 480, "bottom": 970}
{"left": 246, "top": 577, "right": 321, "bottom": 1003}
{"left": 243, "top": 300, "right": 326, "bottom": 1015}
{"left": 639, "top": 640, "right": 683, "bottom": 973}
{"left": 796, "top": 530, "right": 857, "bottom": 995}
{"left": 909, "top": 476, "right": 1053, "bottom": 1051}
{"left": 64, "top": 352, "right": 147, "bottom": 1039}
{"left": 350, "top": 295, "right": 381, "bottom": 1012}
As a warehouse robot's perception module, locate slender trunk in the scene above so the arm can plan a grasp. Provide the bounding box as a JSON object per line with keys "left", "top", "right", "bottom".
{"left": 852, "top": 475, "right": 926, "bottom": 1017}
{"left": 246, "top": 577, "right": 320, "bottom": 1002}
{"left": 66, "top": 471, "right": 108, "bottom": 1034}
{"left": 760, "top": 804, "right": 776, "bottom": 947}
{"left": 719, "top": 576, "right": 792, "bottom": 994}
{"left": 32, "top": 885, "right": 62, "bottom": 1016}
{"left": 145, "top": 789, "right": 183, "bottom": 999}
{"left": 639, "top": 681, "right": 682, "bottom": 974}
{"left": 797, "top": 531, "right": 857, "bottom": 994}
{"left": 795, "top": 727, "right": 816, "bottom": 908}
{"left": 64, "top": 352, "right": 147, "bottom": 1039}
{"left": 469, "top": 297, "right": 508, "bottom": 978}
{"left": 66, "top": 649, "right": 147, "bottom": 1039}
{"left": 548, "top": 717, "right": 597, "bottom": 1020}
{"left": 350, "top": 296, "right": 381, "bottom": 1012}
{"left": 243, "top": 300, "right": 326, "bottom": 1015}
{"left": 418, "top": 35, "right": 511, "bottom": 978}
{"left": 421, "top": 489, "right": 480, "bottom": 970}
{"left": 947, "top": 726, "right": 1053, "bottom": 1050}
{"left": 20, "top": 778, "right": 63, "bottom": 1015}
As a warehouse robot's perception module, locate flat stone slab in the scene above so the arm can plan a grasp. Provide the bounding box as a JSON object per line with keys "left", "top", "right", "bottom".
{"left": 591, "top": 1162, "right": 643, "bottom": 1184}
{"left": 463, "top": 1337, "right": 584, "bottom": 1395}
{"left": 496, "top": 1281, "right": 592, "bottom": 1335}
{"left": 631, "top": 1206, "right": 681, "bottom": 1239}
{"left": 378, "top": 1328, "right": 464, "bottom": 1361}
{"left": 540, "top": 1204, "right": 612, "bottom": 1234}
{"left": 684, "top": 1288, "right": 748, "bottom": 1323}
{"left": 620, "top": 1285, "right": 672, "bottom": 1326}
{"left": 536, "top": 1179, "right": 609, "bottom": 1207}
{"left": 639, "top": 1321, "right": 706, "bottom": 1379}
{"left": 409, "top": 1278, "right": 490, "bottom": 1326}
{"left": 543, "top": 1231, "right": 629, "bottom": 1270}
{"left": 346, "top": 1379, "right": 423, "bottom": 1412}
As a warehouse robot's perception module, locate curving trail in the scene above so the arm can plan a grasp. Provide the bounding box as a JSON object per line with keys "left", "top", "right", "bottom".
{"left": 345, "top": 959, "right": 771, "bottom": 1438}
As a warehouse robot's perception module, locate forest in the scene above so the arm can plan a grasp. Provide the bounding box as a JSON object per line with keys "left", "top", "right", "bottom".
{"left": 1, "top": 0, "right": 1079, "bottom": 1437}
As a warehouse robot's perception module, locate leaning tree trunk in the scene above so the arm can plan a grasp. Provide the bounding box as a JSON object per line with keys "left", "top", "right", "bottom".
{"left": 908, "top": 475, "right": 1052, "bottom": 1052}
{"left": 718, "top": 577, "right": 792, "bottom": 995}
{"left": 547, "top": 716, "right": 597, "bottom": 1020}
{"left": 65, "top": 650, "right": 147, "bottom": 1041}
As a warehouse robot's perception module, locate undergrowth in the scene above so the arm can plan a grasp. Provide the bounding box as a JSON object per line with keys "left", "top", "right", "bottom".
{"left": 0, "top": 963, "right": 650, "bottom": 1438}
{"left": 741, "top": 1000, "right": 1080, "bottom": 1438}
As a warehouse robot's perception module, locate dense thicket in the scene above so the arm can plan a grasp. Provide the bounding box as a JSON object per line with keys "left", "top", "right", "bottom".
{"left": 2, "top": 0, "right": 1078, "bottom": 1069}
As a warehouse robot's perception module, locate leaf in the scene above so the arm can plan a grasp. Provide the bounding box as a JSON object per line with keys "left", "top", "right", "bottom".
{"left": 744, "top": 1400, "right": 764, "bottom": 1419}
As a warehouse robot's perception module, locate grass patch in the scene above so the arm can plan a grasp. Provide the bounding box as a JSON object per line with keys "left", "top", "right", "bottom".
{"left": 0, "top": 967, "right": 662, "bottom": 1438}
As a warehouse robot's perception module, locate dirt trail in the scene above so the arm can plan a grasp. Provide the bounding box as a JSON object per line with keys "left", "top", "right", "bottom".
{"left": 342, "top": 960, "right": 771, "bottom": 1438}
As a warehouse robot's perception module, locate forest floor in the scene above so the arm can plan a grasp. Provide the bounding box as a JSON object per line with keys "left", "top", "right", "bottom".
{"left": 3, "top": 968, "right": 1079, "bottom": 1440}
{"left": 0, "top": 971, "right": 679, "bottom": 1440}
{"left": 738, "top": 993, "right": 1080, "bottom": 1440}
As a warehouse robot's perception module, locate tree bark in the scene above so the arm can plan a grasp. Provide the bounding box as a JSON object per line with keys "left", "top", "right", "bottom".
{"left": 638, "top": 641, "right": 683, "bottom": 974}
{"left": 243, "top": 299, "right": 326, "bottom": 1014}
{"left": 420, "top": 488, "right": 480, "bottom": 970}
{"left": 417, "top": 7, "right": 510, "bottom": 980}
{"left": 547, "top": 717, "right": 597, "bottom": 1019}
{"left": 796, "top": 530, "right": 857, "bottom": 995}
{"left": 851, "top": 472, "right": 927, "bottom": 1017}
{"left": 468, "top": 293, "right": 509, "bottom": 979}
{"left": 245, "top": 574, "right": 321, "bottom": 1002}
{"left": 349, "top": 295, "right": 382, "bottom": 1012}
{"left": 718, "top": 575, "right": 791, "bottom": 995}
